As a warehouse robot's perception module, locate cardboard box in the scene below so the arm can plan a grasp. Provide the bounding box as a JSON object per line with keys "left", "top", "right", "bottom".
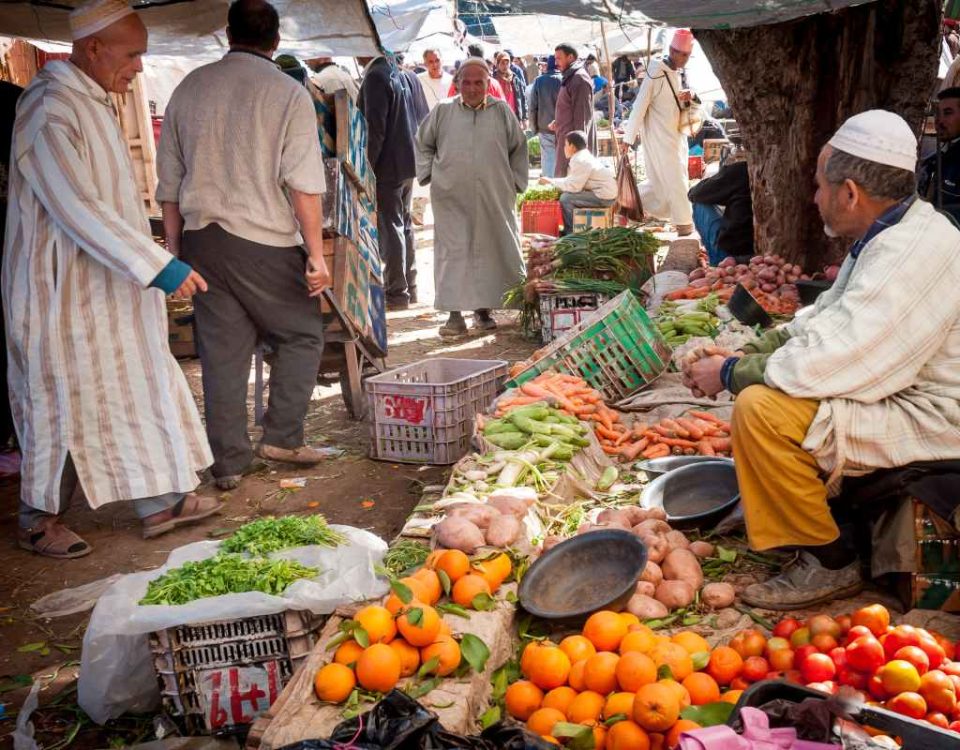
{"left": 898, "top": 500, "right": 960, "bottom": 612}
{"left": 572, "top": 206, "right": 615, "bottom": 233}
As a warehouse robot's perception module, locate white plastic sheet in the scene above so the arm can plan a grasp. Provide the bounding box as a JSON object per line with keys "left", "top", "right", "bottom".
{"left": 77, "top": 525, "right": 388, "bottom": 724}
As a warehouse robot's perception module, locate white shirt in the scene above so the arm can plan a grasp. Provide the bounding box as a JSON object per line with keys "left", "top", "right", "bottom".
{"left": 418, "top": 71, "right": 453, "bottom": 111}
{"left": 552, "top": 149, "right": 618, "bottom": 200}
{"left": 311, "top": 64, "right": 360, "bottom": 100}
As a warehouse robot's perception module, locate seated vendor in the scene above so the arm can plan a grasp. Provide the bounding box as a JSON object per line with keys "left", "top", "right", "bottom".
{"left": 918, "top": 87, "right": 960, "bottom": 224}
{"left": 681, "top": 110, "right": 960, "bottom": 610}
{"left": 687, "top": 148, "right": 754, "bottom": 265}
{"left": 539, "top": 131, "right": 617, "bottom": 234}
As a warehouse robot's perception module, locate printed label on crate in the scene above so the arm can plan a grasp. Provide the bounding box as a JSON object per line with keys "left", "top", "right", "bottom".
{"left": 376, "top": 394, "right": 433, "bottom": 426}
{"left": 368, "top": 282, "right": 387, "bottom": 354}
{"left": 197, "top": 662, "right": 283, "bottom": 730}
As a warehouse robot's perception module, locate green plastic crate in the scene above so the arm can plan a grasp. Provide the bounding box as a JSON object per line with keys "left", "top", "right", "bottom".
{"left": 506, "top": 291, "right": 671, "bottom": 402}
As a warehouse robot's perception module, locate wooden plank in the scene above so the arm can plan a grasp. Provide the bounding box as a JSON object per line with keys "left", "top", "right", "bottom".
{"left": 332, "top": 237, "right": 370, "bottom": 337}
{"left": 334, "top": 90, "right": 376, "bottom": 204}
{"left": 113, "top": 72, "right": 159, "bottom": 214}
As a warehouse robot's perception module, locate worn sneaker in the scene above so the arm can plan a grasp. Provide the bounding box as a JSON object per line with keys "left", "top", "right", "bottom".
{"left": 473, "top": 309, "right": 498, "bottom": 331}
{"left": 439, "top": 313, "right": 468, "bottom": 338}
{"left": 740, "top": 551, "right": 863, "bottom": 611}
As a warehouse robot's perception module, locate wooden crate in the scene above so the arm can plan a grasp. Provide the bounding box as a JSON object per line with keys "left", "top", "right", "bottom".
{"left": 572, "top": 206, "right": 615, "bottom": 233}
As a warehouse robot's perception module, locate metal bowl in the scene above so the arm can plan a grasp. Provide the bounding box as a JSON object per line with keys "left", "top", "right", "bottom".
{"left": 729, "top": 283, "right": 773, "bottom": 328}
{"left": 637, "top": 455, "right": 734, "bottom": 479}
{"left": 519, "top": 529, "right": 647, "bottom": 623}
{"left": 640, "top": 462, "right": 740, "bottom": 529}
{"left": 795, "top": 279, "right": 833, "bottom": 306}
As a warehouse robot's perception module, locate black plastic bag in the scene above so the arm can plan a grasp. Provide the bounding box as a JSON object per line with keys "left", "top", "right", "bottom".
{"left": 616, "top": 154, "right": 643, "bottom": 222}
{"left": 278, "top": 690, "right": 555, "bottom": 750}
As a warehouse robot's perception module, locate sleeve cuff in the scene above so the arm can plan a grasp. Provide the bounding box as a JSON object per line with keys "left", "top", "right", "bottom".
{"left": 150, "top": 257, "right": 192, "bottom": 295}
{"left": 720, "top": 357, "right": 739, "bottom": 393}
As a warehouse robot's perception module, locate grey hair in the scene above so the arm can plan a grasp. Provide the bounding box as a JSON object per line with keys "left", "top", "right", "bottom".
{"left": 824, "top": 148, "right": 916, "bottom": 200}
{"left": 454, "top": 57, "right": 489, "bottom": 84}
{"left": 422, "top": 48, "right": 441, "bottom": 60}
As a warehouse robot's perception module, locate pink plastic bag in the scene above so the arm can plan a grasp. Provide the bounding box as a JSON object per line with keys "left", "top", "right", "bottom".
{"left": 678, "top": 707, "right": 840, "bottom": 750}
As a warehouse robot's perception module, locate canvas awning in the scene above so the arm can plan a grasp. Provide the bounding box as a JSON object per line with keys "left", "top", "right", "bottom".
{"left": 0, "top": 0, "right": 383, "bottom": 59}
{"left": 485, "top": 0, "right": 874, "bottom": 30}
{"left": 370, "top": 0, "right": 458, "bottom": 55}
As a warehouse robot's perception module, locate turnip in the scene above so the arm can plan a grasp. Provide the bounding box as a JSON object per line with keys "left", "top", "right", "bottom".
{"left": 654, "top": 580, "right": 696, "bottom": 609}
{"left": 434, "top": 516, "right": 485, "bottom": 553}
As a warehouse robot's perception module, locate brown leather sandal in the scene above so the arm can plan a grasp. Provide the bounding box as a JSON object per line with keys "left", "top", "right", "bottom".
{"left": 18, "top": 517, "right": 92, "bottom": 559}
{"left": 142, "top": 495, "right": 222, "bottom": 539}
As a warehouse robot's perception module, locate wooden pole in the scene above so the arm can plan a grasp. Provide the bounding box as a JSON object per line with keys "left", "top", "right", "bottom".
{"left": 600, "top": 20, "right": 618, "bottom": 153}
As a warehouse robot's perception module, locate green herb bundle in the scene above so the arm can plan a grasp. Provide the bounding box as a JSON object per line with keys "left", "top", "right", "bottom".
{"left": 140, "top": 554, "right": 319, "bottom": 606}
{"left": 516, "top": 185, "right": 561, "bottom": 209}
{"left": 220, "top": 515, "right": 346, "bottom": 556}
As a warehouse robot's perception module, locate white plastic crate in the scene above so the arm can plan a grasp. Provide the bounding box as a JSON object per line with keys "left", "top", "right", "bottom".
{"left": 149, "top": 610, "right": 325, "bottom": 735}
{"left": 366, "top": 357, "right": 508, "bottom": 464}
{"left": 539, "top": 292, "right": 608, "bottom": 343}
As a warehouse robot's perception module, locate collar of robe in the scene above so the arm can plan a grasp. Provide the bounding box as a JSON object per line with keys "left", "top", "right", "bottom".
{"left": 47, "top": 60, "right": 112, "bottom": 107}
{"left": 459, "top": 95, "right": 491, "bottom": 111}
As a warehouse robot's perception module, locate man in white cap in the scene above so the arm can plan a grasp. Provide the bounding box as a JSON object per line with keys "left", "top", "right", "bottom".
{"left": 682, "top": 110, "right": 960, "bottom": 610}
{"left": 621, "top": 29, "right": 697, "bottom": 235}
{"left": 3, "top": 0, "right": 217, "bottom": 558}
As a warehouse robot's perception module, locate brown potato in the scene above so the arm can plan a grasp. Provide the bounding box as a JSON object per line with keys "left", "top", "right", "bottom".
{"left": 664, "top": 530, "right": 691, "bottom": 553}
{"left": 596, "top": 508, "right": 634, "bottom": 529}
{"left": 635, "top": 580, "right": 656, "bottom": 597}
{"left": 645, "top": 507, "right": 668, "bottom": 521}
{"left": 485, "top": 514, "right": 521, "bottom": 547}
{"left": 622, "top": 506, "right": 650, "bottom": 526}
{"left": 639, "top": 533, "right": 669, "bottom": 563}
{"left": 639, "top": 561, "right": 663, "bottom": 586}
{"left": 434, "top": 516, "right": 485, "bottom": 554}
{"left": 626, "top": 593, "right": 669, "bottom": 619}
{"left": 446, "top": 504, "right": 499, "bottom": 529}
{"left": 661, "top": 548, "right": 704, "bottom": 589}
{"left": 701, "top": 582, "right": 736, "bottom": 609}
{"left": 635, "top": 519, "right": 671, "bottom": 537}
{"left": 688, "top": 541, "right": 716, "bottom": 559}
{"left": 654, "top": 580, "right": 696, "bottom": 609}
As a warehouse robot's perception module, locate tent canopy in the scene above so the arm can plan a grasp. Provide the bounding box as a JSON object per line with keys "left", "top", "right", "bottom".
{"left": 370, "top": 0, "right": 457, "bottom": 55}
{"left": 491, "top": 14, "right": 608, "bottom": 57}
{"left": 0, "top": 0, "right": 382, "bottom": 59}
{"left": 485, "top": 0, "right": 874, "bottom": 30}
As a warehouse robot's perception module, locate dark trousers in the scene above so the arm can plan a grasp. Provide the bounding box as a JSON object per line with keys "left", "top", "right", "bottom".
{"left": 181, "top": 224, "right": 325, "bottom": 478}
{"left": 376, "top": 178, "right": 417, "bottom": 303}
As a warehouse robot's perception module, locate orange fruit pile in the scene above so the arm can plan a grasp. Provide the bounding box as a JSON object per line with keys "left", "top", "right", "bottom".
{"left": 505, "top": 613, "right": 752, "bottom": 749}
{"left": 313, "top": 551, "right": 512, "bottom": 703}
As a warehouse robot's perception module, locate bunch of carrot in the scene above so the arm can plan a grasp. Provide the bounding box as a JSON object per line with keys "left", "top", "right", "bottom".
{"left": 494, "top": 372, "right": 603, "bottom": 419}
{"left": 620, "top": 411, "right": 732, "bottom": 462}
{"left": 664, "top": 284, "right": 735, "bottom": 302}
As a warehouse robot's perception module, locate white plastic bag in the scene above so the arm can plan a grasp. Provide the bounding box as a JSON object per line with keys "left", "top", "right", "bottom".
{"left": 78, "top": 525, "right": 388, "bottom": 724}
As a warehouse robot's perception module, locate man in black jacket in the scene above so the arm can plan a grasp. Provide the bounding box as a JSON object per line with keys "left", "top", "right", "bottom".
{"left": 687, "top": 153, "right": 754, "bottom": 265}
{"left": 358, "top": 55, "right": 429, "bottom": 309}
{"left": 919, "top": 87, "right": 960, "bottom": 225}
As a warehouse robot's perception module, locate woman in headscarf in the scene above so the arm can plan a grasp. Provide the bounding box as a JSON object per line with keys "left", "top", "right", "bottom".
{"left": 493, "top": 51, "right": 527, "bottom": 124}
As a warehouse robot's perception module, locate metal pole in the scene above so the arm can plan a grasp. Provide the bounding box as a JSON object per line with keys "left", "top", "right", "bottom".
{"left": 600, "top": 20, "right": 618, "bottom": 153}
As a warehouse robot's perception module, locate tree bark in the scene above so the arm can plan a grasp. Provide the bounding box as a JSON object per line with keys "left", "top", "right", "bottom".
{"left": 697, "top": 0, "right": 941, "bottom": 270}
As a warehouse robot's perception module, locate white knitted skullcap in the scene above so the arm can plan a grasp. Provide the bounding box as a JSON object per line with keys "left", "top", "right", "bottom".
{"left": 828, "top": 110, "right": 917, "bottom": 172}
{"left": 69, "top": 0, "right": 135, "bottom": 40}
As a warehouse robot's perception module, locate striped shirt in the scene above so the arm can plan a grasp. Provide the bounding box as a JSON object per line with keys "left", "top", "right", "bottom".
{"left": 3, "top": 61, "right": 212, "bottom": 511}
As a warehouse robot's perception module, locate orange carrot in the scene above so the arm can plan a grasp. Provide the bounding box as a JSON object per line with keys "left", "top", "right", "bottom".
{"left": 660, "top": 419, "right": 689, "bottom": 438}
{"left": 596, "top": 409, "right": 615, "bottom": 433}
{"left": 614, "top": 429, "right": 633, "bottom": 446}
{"left": 601, "top": 445, "right": 622, "bottom": 456}
{"left": 653, "top": 425, "right": 678, "bottom": 439}
{"left": 573, "top": 404, "right": 597, "bottom": 415}
{"left": 656, "top": 437, "right": 699, "bottom": 449}
{"left": 642, "top": 443, "right": 670, "bottom": 459}
{"left": 676, "top": 418, "right": 704, "bottom": 441}
{"left": 688, "top": 410, "right": 723, "bottom": 424}
{"left": 710, "top": 437, "right": 732, "bottom": 451}
{"left": 620, "top": 439, "right": 649, "bottom": 461}
{"left": 596, "top": 425, "right": 621, "bottom": 442}
{"left": 520, "top": 383, "right": 551, "bottom": 399}
{"left": 698, "top": 440, "right": 716, "bottom": 456}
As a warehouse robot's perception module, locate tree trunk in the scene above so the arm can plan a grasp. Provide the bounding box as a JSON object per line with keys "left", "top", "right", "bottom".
{"left": 697, "top": 0, "right": 941, "bottom": 270}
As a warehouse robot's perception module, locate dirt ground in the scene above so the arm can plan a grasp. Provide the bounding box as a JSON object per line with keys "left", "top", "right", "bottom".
{"left": 0, "top": 225, "right": 538, "bottom": 747}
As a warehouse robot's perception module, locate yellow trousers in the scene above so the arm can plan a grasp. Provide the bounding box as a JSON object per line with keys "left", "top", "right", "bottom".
{"left": 731, "top": 385, "right": 840, "bottom": 551}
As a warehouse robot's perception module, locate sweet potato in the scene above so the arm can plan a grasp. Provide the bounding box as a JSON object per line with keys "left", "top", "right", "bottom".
{"left": 639, "top": 561, "right": 663, "bottom": 586}
{"left": 446, "top": 503, "right": 500, "bottom": 529}
{"left": 596, "top": 508, "right": 634, "bottom": 529}
{"left": 434, "top": 516, "right": 485, "bottom": 554}
{"left": 701, "top": 582, "right": 736, "bottom": 609}
{"left": 654, "top": 580, "right": 696, "bottom": 609}
{"left": 635, "top": 519, "right": 671, "bottom": 537}
{"left": 664, "top": 530, "right": 691, "bottom": 553}
{"left": 645, "top": 507, "right": 668, "bottom": 521}
{"left": 639, "top": 533, "right": 669, "bottom": 564}
{"left": 622, "top": 506, "right": 650, "bottom": 526}
{"left": 635, "top": 581, "right": 656, "bottom": 598}
{"left": 689, "top": 541, "right": 715, "bottom": 559}
{"left": 541, "top": 535, "right": 564, "bottom": 552}
{"left": 485, "top": 514, "right": 521, "bottom": 547}
{"left": 626, "top": 593, "right": 669, "bottom": 620}
{"left": 488, "top": 496, "right": 531, "bottom": 519}
{"left": 661, "top": 549, "right": 704, "bottom": 589}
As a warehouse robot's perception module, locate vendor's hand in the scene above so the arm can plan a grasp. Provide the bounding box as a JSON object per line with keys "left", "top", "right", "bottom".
{"left": 681, "top": 346, "right": 737, "bottom": 398}
{"left": 547, "top": 120, "right": 556, "bottom": 132}
{"left": 306, "top": 257, "right": 332, "bottom": 298}
{"left": 173, "top": 270, "right": 208, "bottom": 299}
{"left": 538, "top": 176, "right": 551, "bottom": 185}
{"left": 678, "top": 89, "right": 692, "bottom": 103}
{"left": 685, "top": 354, "right": 729, "bottom": 399}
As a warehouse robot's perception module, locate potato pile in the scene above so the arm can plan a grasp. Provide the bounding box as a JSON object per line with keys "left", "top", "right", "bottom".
{"left": 433, "top": 490, "right": 536, "bottom": 553}
{"left": 543, "top": 506, "right": 735, "bottom": 617}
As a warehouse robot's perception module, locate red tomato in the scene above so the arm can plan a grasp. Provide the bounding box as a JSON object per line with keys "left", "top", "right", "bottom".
{"left": 808, "top": 614, "right": 842, "bottom": 639}
{"left": 885, "top": 692, "right": 927, "bottom": 720}
{"left": 742, "top": 656, "right": 770, "bottom": 683}
{"left": 790, "top": 627, "right": 812, "bottom": 648}
{"left": 846, "top": 637, "right": 885, "bottom": 674}
{"left": 800, "top": 653, "right": 836, "bottom": 684}
{"left": 772, "top": 617, "right": 801, "bottom": 640}
{"left": 882, "top": 625, "right": 921, "bottom": 660}
{"left": 794, "top": 645, "right": 819, "bottom": 667}
{"left": 894, "top": 645, "right": 931, "bottom": 675}
{"left": 918, "top": 633, "right": 947, "bottom": 670}
{"left": 851, "top": 604, "right": 890, "bottom": 637}
{"left": 845, "top": 626, "right": 875, "bottom": 645}
{"left": 811, "top": 633, "right": 839, "bottom": 653}
{"left": 768, "top": 648, "right": 796, "bottom": 672}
